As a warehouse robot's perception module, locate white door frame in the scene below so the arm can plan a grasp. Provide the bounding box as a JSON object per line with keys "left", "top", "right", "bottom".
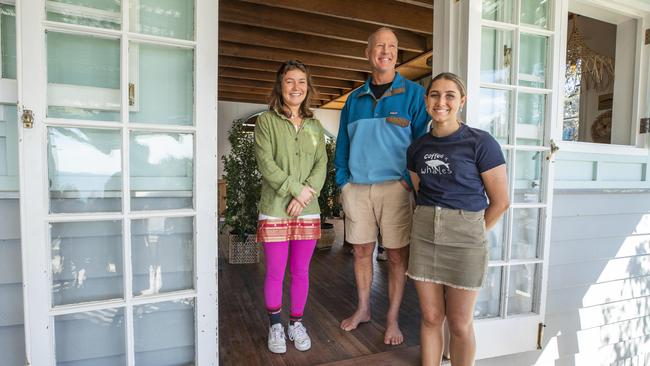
{"left": 17, "top": 0, "right": 218, "bottom": 364}
{"left": 434, "top": 0, "right": 559, "bottom": 358}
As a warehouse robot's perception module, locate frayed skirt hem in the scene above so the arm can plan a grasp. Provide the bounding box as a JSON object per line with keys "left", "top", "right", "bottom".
{"left": 406, "top": 272, "right": 481, "bottom": 291}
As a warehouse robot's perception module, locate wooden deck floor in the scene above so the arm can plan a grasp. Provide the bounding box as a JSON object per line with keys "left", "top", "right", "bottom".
{"left": 218, "top": 219, "right": 423, "bottom": 365}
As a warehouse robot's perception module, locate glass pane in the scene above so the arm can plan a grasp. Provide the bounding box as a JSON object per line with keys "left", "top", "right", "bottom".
{"left": 129, "top": 43, "right": 194, "bottom": 125}
{"left": 476, "top": 88, "right": 510, "bottom": 143}
{"left": 130, "top": 131, "right": 194, "bottom": 210}
{"left": 517, "top": 92, "right": 545, "bottom": 146}
{"left": 1, "top": 4, "right": 17, "bottom": 79}
{"left": 48, "top": 127, "right": 122, "bottom": 213}
{"left": 55, "top": 308, "right": 126, "bottom": 366}
{"left": 507, "top": 263, "right": 539, "bottom": 315}
{"left": 130, "top": 0, "right": 194, "bottom": 40}
{"left": 46, "top": 0, "right": 121, "bottom": 30}
{"left": 521, "top": 0, "right": 550, "bottom": 29}
{"left": 47, "top": 32, "right": 121, "bottom": 121}
{"left": 514, "top": 150, "right": 542, "bottom": 203}
{"left": 0, "top": 201, "right": 25, "bottom": 366}
{"left": 482, "top": 0, "right": 514, "bottom": 23}
{"left": 134, "top": 299, "right": 195, "bottom": 366}
{"left": 0, "top": 105, "right": 18, "bottom": 189}
{"left": 481, "top": 27, "right": 513, "bottom": 84}
{"left": 488, "top": 213, "right": 507, "bottom": 260}
{"left": 475, "top": 266, "right": 502, "bottom": 318}
{"left": 51, "top": 221, "right": 123, "bottom": 306}
{"left": 0, "top": 100, "right": 22, "bottom": 366}
{"left": 511, "top": 207, "right": 541, "bottom": 259}
{"left": 519, "top": 33, "right": 548, "bottom": 88}
{"left": 132, "top": 217, "right": 194, "bottom": 296}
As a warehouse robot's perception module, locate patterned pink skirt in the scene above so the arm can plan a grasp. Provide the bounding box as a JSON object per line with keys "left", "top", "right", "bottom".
{"left": 256, "top": 217, "right": 321, "bottom": 243}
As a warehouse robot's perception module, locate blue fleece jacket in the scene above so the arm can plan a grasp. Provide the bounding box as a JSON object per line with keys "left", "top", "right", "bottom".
{"left": 334, "top": 72, "right": 429, "bottom": 187}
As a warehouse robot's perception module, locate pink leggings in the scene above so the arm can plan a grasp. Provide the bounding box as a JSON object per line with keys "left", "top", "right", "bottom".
{"left": 263, "top": 239, "right": 317, "bottom": 318}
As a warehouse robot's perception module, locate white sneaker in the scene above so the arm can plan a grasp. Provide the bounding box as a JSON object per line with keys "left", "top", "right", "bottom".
{"left": 267, "top": 323, "right": 286, "bottom": 354}
{"left": 288, "top": 322, "right": 311, "bottom": 351}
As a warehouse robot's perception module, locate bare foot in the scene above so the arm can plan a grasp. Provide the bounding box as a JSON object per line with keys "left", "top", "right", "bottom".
{"left": 340, "top": 309, "right": 371, "bottom": 331}
{"left": 384, "top": 322, "right": 404, "bottom": 345}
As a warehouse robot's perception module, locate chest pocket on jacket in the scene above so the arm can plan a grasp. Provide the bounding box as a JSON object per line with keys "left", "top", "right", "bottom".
{"left": 300, "top": 131, "right": 319, "bottom": 155}
{"left": 385, "top": 116, "right": 411, "bottom": 127}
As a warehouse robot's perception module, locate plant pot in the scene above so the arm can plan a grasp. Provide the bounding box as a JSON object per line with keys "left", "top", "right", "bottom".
{"left": 228, "top": 233, "right": 259, "bottom": 264}
{"left": 316, "top": 222, "right": 335, "bottom": 250}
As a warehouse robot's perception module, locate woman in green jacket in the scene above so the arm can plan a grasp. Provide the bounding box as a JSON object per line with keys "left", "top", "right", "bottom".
{"left": 254, "top": 60, "right": 327, "bottom": 354}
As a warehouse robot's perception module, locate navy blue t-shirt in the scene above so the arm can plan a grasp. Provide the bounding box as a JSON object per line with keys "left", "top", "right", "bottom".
{"left": 406, "top": 124, "right": 505, "bottom": 211}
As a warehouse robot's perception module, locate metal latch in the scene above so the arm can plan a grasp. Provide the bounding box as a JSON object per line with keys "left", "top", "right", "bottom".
{"left": 22, "top": 109, "right": 34, "bottom": 129}
{"left": 546, "top": 139, "right": 559, "bottom": 161}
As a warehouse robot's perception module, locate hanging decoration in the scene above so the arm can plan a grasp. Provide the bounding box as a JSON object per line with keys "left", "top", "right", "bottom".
{"left": 566, "top": 14, "right": 615, "bottom": 91}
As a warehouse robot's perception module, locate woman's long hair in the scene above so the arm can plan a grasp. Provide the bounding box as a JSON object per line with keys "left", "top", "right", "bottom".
{"left": 268, "top": 60, "right": 317, "bottom": 119}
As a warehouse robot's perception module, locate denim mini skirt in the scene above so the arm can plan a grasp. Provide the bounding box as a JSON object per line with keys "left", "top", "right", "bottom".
{"left": 406, "top": 205, "right": 488, "bottom": 290}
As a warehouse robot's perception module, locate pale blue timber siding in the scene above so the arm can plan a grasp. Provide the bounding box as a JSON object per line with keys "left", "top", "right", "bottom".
{"left": 478, "top": 151, "right": 650, "bottom": 366}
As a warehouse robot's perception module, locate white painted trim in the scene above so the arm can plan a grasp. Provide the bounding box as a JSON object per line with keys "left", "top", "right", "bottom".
{"left": 19, "top": 0, "right": 53, "bottom": 363}
{"left": 194, "top": 0, "right": 218, "bottom": 363}
{"left": 127, "top": 122, "right": 196, "bottom": 133}
{"left": 127, "top": 32, "right": 196, "bottom": 49}
{"left": 572, "top": 0, "right": 650, "bottom": 20}
{"left": 45, "top": 1, "right": 121, "bottom": 24}
{"left": 43, "top": 20, "right": 122, "bottom": 39}
{"left": 44, "top": 118, "right": 122, "bottom": 128}
{"left": 556, "top": 140, "right": 649, "bottom": 155}
{"left": 119, "top": 3, "right": 136, "bottom": 364}
{"left": 433, "top": 0, "right": 463, "bottom": 75}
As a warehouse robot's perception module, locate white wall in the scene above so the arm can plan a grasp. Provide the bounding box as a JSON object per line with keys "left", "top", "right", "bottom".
{"left": 217, "top": 101, "right": 341, "bottom": 177}
{"left": 478, "top": 191, "right": 650, "bottom": 366}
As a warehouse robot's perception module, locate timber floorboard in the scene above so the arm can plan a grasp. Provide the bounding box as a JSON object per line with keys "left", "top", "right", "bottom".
{"left": 218, "top": 219, "right": 423, "bottom": 365}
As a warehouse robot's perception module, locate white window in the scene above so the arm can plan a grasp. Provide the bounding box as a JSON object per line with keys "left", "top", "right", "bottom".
{"left": 561, "top": 1, "right": 646, "bottom": 148}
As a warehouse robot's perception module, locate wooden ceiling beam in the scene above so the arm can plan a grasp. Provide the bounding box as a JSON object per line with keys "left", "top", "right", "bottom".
{"left": 239, "top": 0, "right": 433, "bottom": 34}
{"left": 219, "top": 77, "right": 274, "bottom": 89}
{"left": 219, "top": 56, "right": 368, "bottom": 82}
{"left": 218, "top": 77, "right": 343, "bottom": 96}
{"left": 219, "top": 42, "right": 371, "bottom": 73}
{"left": 219, "top": 0, "right": 428, "bottom": 53}
{"left": 220, "top": 22, "right": 366, "bottom": 60}
{"left": 395, "top": 0, "right": 433, "bottom": 8}
{"left": 219, "top": 67, "right": 356, "bottom": 90}
{"left": 321, "top": 50, "right": 433, "bottom": 109}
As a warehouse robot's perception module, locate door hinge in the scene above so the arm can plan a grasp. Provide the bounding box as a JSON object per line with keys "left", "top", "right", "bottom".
{"left": 21, "top": 109, "right": 34, "bottom": 129}
{"left": 537, "top": 322, "right": 546, "bottom": 349}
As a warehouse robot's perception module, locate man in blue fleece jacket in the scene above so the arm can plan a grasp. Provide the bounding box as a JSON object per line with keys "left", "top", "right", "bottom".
{"left": 334, "top": 27, "right": 429, "bottom": 345}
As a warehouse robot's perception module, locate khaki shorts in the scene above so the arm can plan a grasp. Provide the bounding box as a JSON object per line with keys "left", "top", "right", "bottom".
{"left": 340, "top": 180, "right": 413, "bottom": 248}
{"left": 406, "top": 205, "right": 488, "bottom": 290}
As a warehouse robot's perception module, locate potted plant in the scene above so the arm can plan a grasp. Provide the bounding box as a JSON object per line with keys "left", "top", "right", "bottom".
{"left": 316, "top": 138, "right": 342, "bottom": 249}
{"left": 221, "top": 116, "right": 262, "bottom": 264}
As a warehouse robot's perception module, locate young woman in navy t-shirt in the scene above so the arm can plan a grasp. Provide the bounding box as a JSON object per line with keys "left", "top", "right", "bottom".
{"left": 406, "top": 73, "right": 509, "bottom": 366}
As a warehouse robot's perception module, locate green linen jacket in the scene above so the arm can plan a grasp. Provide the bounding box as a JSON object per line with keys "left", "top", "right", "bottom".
{"left": 254, "top": 110, "right": 327, "bottom": 218}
